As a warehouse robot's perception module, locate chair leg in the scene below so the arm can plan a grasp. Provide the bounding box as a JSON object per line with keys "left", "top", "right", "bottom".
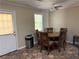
{"left": 63, "top": 40, "right": 66, "bottom": 50}
{"left": 78, "top": 45, "right": 79, "bottom": 55}
{"left": 37, "top": 42, "right": 39, "bottom": 48}
{"left": 58, "top": 47, "right": 61, "bottom": 52}
{"left": 47, "top": 47, "right": 50, "bottom": 55}
{"left": 58, "top": 42, "right": 61, "bottom": 52}
{"left": 40, "top": 46, "right": 42, "bottom": 52}
{"left": 63, "top": 44, "right": 65, "bottom": 50}
{"left": 78, "top": 48, "right": 79, "bottom": 55}
{"left": 37, "top": 44, "right": 39, "bottom": 48}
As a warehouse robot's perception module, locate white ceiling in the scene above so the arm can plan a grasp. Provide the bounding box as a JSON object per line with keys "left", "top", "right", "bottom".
{"left": 2, "top": 0, "right": 79, "bottom": 10}
{"left": 15, "top": 0, "right": 68, "bottom": 9}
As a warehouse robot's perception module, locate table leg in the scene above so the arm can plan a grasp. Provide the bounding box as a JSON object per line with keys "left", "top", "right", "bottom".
{"left": 73, "top": 36, "right": 75, "bottom": 45}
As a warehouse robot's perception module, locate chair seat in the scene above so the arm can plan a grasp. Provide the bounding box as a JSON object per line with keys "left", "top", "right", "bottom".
{"left": 49, "top": 41, "right": 58, "bottom": 44}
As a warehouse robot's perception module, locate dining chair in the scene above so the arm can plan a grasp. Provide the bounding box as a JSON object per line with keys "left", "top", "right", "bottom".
{"left": 35, "top": 30, "right": 41, "bottom": 47}
{"left": 59, "top": 28, "right": 67, "bottom": 50}
{"left": 40, "top": 32, "right": 53, "bottom": 54}
{"left": 46, "top": 28, "right": 53, "bottom": 33}
{"left": 53, "top": 28, "right": 67, "bottom": 51}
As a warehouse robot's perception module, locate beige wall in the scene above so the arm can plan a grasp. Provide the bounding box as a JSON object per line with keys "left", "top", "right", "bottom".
{"left": 50, "top": 6, "right": 79, "bottom": 43}
{"left": 0, "top": 4, "right": 34, "bottom": 48}
{"left": 43, "top": 10, "right": 51, "bottom": 28}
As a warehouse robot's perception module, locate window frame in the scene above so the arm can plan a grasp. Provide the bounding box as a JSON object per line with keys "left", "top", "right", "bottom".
{"left": 34, "top": 14, "right": 44, "bottom": 31}
{"left": 0, "top": 9, "right": 16, "bottom": 35}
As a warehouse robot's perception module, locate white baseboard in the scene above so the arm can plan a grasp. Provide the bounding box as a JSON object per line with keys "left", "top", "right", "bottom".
{"left": 17, "top": 45, "right": 26, "bottom": 50}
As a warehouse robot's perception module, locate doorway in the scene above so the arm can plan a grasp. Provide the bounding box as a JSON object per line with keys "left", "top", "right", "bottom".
{"left": 0, "top": 9, "right": 17, "bottom": 56}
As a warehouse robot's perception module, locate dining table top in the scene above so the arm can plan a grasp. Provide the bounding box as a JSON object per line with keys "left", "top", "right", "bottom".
{"left": 39, "top": 31, "right": 60, "bottom": 38}
{"left": 48, "top": 32, "right": 60, "bottom": 38}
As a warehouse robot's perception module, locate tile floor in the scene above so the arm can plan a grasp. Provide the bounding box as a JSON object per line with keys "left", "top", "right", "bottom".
{"left": 0, "top": 44, "right": 79, "bottom": 59}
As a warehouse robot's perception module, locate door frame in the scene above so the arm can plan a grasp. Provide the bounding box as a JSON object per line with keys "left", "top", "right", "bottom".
{"left": 0, "top": 9, "right": 18, "bottom": 50}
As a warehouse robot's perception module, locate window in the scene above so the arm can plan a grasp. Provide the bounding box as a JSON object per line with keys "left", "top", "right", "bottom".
{"left": 34, "top": 14, "right": 43, "bottom": 31}
{"left": 0, "top": 13, "right": 13, "bottom": 35}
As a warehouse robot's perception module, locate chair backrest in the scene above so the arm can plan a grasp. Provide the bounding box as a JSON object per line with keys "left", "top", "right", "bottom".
{"left": 60, "top": 28, "right": 67, "bottom": 33}
{"left": 59, "top": 28, "right": 67, "bottom": 39}
{"left": 40, "top": 32, "right": 49, "bottom": 46}
{"left": 46, "top": 28, "right": 53, "bottom": 33}
{"left": 36, "top": 30, "right": 41, "bottom": 45}
{"left": 59, "top": 28, "right": 67, "bottom": 47}
{"left": 36, "top": 30, "right": 39, "bottom": 39}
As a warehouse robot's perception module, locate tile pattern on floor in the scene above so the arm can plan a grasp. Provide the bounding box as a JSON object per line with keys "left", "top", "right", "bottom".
{"left": 0, "top": 44, "right": 79, "bottom": 59}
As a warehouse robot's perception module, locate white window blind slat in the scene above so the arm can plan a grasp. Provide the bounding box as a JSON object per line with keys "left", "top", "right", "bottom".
{"left": 0, "top": 13, "right": 13, "bottom": 35}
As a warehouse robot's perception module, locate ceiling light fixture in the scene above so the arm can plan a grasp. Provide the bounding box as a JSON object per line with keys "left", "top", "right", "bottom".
{"left": 37, "top": 0, "right": 43, "bottom": 2}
